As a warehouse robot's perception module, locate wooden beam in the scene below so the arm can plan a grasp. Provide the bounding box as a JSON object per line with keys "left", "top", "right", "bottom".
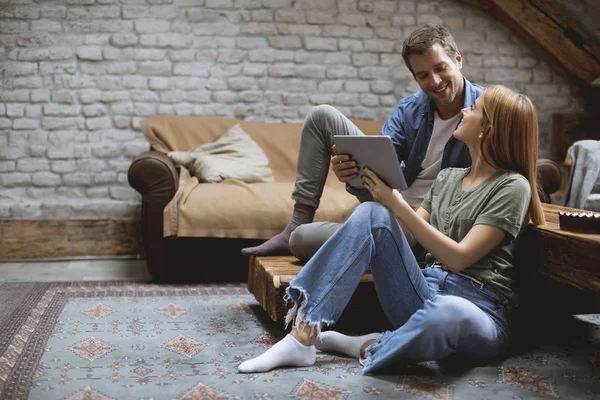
{"left": 0, "top": 219, "right": 143, "bottom": 259}
{"left": 464, "top": 0, "right": 600, "bottom": 92}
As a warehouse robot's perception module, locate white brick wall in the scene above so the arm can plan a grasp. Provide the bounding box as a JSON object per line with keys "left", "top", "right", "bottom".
{"left": 0, "top": 0, "right": 592, "bottom": 218}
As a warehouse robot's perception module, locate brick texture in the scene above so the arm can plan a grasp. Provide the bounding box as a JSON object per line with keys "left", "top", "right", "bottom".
{"left": 0, "top": 0, "right": 594, "bottom": 218}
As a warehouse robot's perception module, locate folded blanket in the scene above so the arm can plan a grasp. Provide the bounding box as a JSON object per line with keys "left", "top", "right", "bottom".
{"left": 168, "top": 123, "right": 275, "bottom": 184}
{"left": 564, "top": 140, "right": 600, "bottom": 211}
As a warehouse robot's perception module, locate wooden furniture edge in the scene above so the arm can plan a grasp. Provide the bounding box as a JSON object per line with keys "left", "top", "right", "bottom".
{"left": 0, "top": 218, "right": 143, "bottom": 259}
{"left": 523, "top": 203, "right": 600, "bottom": 294}
{"left": 248, "top": 255, "right": 382, "bottom": 323}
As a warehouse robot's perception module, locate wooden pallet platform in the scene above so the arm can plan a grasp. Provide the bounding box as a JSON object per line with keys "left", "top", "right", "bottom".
{"left": 247, "top": 255, "right": 391, "bottom": 333}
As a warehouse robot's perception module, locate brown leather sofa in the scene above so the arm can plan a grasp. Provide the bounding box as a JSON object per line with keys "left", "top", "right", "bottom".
{"left": 128, "top": 115, "right": 381, "bottom": 282}
{"left": 128, "top": 115, "right": 562, "bottom": 283}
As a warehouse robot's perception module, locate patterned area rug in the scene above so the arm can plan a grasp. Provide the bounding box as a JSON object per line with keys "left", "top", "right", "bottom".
{"left": 0, "top": 281, "right": 599, "bottom": 400}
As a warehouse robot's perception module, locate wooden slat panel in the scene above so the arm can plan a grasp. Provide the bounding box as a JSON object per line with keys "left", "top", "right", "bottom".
{"left": 0, "top": 219, "right": 143, "bottom": 259}
{"left": 535, "top": 203, "right": 600, "bottom": 244}
{"left": 248, "top": 256, "right": 381, "bottom": 324}
{"left": 464, "top": 0, "right": 600, "bottom": 90}
{"left": 527, "top": 203, "right": 600, "bottom": 294}
{"left": 538, "top": 264, "right": 600, "bottom": 294}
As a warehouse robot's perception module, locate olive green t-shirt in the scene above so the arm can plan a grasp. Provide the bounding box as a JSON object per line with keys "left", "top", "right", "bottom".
{"left": 421, "top": 167, "right": 531, "bottom": 308}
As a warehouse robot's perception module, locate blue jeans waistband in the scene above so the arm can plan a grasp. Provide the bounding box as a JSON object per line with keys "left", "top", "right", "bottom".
{"left": 431, "top": 264, "right": 485, "bottom": 288}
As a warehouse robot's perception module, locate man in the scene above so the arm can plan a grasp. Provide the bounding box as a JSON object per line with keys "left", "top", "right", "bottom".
{"left": 242, "top": 24, "right": 481, "bottom": 260}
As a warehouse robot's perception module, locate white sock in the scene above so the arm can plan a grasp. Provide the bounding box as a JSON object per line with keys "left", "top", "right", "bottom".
{"left": 238, "top": 334, "right": 316, "bottom": 373}
{"left": 315, "top": 331, "right": 380, "bottom": 359}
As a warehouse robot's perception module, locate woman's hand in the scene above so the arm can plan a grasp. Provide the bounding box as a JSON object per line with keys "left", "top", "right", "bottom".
{"left": 362, "top": 167, "right": 406, "bottom": 210}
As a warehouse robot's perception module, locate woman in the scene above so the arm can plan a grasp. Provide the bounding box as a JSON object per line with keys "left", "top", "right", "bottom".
{"left": 238, "top": 85, "right": 546, "bottom": 374}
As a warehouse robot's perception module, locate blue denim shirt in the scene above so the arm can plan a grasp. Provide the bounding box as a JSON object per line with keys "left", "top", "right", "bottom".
{"left": 347, "top": 77, "right": 482, "bottom": 200}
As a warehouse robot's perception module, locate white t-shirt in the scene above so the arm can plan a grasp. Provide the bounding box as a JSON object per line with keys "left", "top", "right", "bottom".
{"left": 401, "top": 112, "right": 463, "bottom": 206}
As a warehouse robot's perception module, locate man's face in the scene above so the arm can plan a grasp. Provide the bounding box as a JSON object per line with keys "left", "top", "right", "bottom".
{"left": 408, "top": 43, "right": 464, "bottom": 108}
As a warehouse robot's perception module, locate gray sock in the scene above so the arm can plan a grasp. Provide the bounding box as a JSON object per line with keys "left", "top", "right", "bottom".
{"left": 241, "top": 203, "right": 316, "bottom": 256}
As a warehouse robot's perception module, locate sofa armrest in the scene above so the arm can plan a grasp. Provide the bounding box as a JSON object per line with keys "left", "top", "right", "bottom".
{"left": 537, "top": 158, "right": 561, "bottom": 204}
{"left": 128, "top": 151, "right": 179, "bottom": 280}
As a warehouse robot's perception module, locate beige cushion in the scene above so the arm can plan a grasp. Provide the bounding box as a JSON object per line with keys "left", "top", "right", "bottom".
{"left": 141, "top": 115, "right": 384, "bottom": 183}
{"left": 167, "top": 123, "right": 274, "bottom": 184}
{"left": 164, "top": 175, "right": 360, "bottom": 239}
{"left": 141, "top": 115, "right": 385, "bottom": 239}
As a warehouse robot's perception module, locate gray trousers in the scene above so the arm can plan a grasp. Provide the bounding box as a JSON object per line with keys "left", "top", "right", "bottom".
{"left": 289, "top": 221, "right": 341, "bottom": 261}
{"left": 289, "top": 105, "right": 426, "bottom": 264}
{"left": 292, "top": 104, "right": 365, "bottom": 207}
{"left": 290, "top": 105, "right": 366, "bottom": 261}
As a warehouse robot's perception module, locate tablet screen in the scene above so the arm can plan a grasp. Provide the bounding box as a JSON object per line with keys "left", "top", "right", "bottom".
{"left": 333, "top": 136, "right": 407, "bottom": 190}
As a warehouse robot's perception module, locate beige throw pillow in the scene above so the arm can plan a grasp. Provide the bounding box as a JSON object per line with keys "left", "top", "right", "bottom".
{"left": 168, "top": 123, "right": 275, "bottom": 184}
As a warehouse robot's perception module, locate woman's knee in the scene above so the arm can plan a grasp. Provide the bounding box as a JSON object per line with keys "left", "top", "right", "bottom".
{"left": 353, "top": 202, "right": 396, "bottom": 225}
{"left": 423, "top": 296, "right": 476, "bottom": 330}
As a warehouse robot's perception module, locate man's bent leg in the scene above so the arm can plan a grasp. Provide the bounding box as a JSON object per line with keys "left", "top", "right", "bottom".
{"left": 292, "top": 104, "right": 365, "bottom": 208}
{"left": 242, "top": 105, "right": 364, "bottom": 257}
{"left": 289, "top": 221, "right": 342, "bottom": 262}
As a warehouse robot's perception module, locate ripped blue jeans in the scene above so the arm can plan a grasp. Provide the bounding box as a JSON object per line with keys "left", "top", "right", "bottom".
{"left": 285, "top": 202, "right": 511, "bottom": 374}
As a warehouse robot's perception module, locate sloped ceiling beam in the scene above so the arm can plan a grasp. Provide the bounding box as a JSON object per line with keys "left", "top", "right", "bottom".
{"left": 464, "top": 0, "right": 600, "bottom": 93}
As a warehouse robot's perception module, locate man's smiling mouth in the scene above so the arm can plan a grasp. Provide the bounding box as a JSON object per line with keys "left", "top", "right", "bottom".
{"left": 432, "top": 83, "right": 448, "bottom": 94}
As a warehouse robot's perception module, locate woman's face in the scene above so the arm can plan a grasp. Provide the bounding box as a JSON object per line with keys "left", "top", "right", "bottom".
{"left": 453, "top": 96, "right": 485, "bottom": 144}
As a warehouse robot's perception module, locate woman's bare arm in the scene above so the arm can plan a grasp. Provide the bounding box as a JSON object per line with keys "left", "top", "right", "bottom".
{"left": 362, "top": 167, "right": 506, "bottom": 272}
{"left": 392, "top": 202, "right": 505, "bottom": 272}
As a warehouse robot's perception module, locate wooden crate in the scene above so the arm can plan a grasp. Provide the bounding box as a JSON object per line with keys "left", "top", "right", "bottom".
{"left": 247, "top": 256, "right": 391, "bottom": 333}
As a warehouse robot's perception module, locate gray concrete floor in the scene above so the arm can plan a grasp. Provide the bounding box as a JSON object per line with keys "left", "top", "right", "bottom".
{"left": 0, "top": 258, "right": 151, "bottom": 282}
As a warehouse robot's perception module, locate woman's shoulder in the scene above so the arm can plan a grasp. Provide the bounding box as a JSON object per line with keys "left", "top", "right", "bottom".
{"left": 438, "top": 167, "right": 469, "bottom": 180}
{"left": 487, "top": 171, "right": 532, "bottom": 202}
{"left": 431, "top": 168, "right": 469, "bottom": 193}
{"left": 497, "top": 171, "right": 531, "bottom": 191}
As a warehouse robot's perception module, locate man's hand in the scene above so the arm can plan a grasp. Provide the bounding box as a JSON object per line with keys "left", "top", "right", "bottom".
{"left": 331, "top": 144, "right": 359, "bottom": 183}
{"left": 362, "top": 167, "right": 405, "bottom": 210}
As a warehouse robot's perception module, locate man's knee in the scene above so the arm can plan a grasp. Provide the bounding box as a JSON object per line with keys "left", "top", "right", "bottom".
{"left": 290, "top": 222, "right": 339, "bottom": 261}
{"left": 289, "top": 225, "right": 310, "bottom": 260}
{"left": 308, "top": 104, "right": 338, "bottom": 121}
{"left": 289, "top": 224, "right": 322, "bottom": 261}
{"left": 307, "top": 105, "right": 344, "bottom": 132}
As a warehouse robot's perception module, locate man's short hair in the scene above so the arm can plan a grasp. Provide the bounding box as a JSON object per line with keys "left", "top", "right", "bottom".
{"left": 401, "top": 24, "right": 459, "bottom": 74}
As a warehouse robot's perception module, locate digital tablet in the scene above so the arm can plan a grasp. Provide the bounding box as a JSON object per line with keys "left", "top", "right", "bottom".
{"left": 333, "top": 135, "right": 408, "bottom": 190}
